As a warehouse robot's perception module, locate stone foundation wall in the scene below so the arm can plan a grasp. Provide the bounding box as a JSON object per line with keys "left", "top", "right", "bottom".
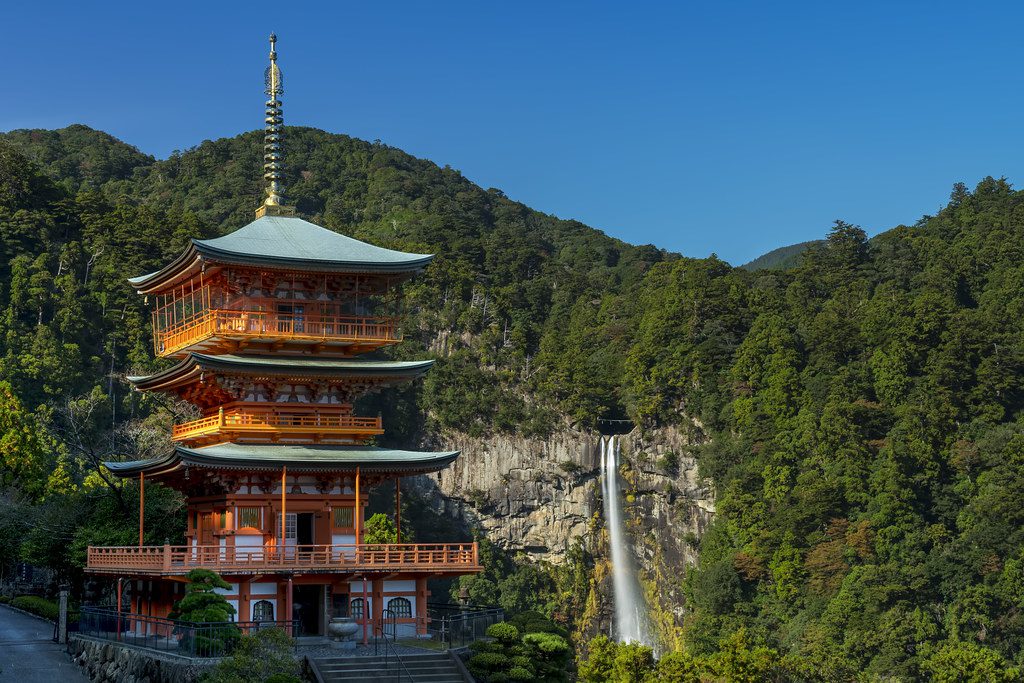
{"left": 68, "top": 635, "right": 216, "bottom": 683}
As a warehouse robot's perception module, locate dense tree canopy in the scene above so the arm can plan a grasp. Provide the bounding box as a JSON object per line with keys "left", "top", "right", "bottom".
{"left": 3, "top": 125, "right": 1024, "bottom": 677}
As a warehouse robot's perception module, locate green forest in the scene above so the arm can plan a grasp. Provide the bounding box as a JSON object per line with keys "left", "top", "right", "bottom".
{"left": 3, "top": 124, "right": 1024, "bottom": 680}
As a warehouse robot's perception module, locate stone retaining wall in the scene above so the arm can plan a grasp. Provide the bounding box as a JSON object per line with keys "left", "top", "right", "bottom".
{"left": 68, "top": 635, "right": 216, "bottom": 683}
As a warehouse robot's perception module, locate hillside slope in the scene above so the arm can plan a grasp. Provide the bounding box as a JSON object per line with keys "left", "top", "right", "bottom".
{"left": 739, "top": 239, "right": 821, "bottom": 270}
{"left": 4, "top": 127, "right": 1024, "bottom": 677}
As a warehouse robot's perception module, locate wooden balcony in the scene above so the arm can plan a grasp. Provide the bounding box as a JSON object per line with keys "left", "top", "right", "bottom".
{"left": 85, "top": 542, "right": 481, "bottom": 576}
{"left": 172, "top": 408, "right": 384, "bottom": 446}
{"left": 154, "top": 309, "right": 402, "bottom": 358}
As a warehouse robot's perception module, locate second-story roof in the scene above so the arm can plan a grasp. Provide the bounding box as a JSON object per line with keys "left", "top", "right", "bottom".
{"left": 128, "top": 353, "right": 434, "bottom": 393}
{"left": 129, "top": 215, "right": 434, "bottom": 293}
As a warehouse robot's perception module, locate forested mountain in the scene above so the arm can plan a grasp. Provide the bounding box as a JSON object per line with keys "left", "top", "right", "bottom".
{"left": 3, "top": 125, "right": 1024, "bottom": 679}
{"left": 739, "top": 239, "right": 821, "bottom": 271}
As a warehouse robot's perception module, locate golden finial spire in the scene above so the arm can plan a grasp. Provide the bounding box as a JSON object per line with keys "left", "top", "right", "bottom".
{"left": 257, "top": 32, "right": 295, "bottom": 218}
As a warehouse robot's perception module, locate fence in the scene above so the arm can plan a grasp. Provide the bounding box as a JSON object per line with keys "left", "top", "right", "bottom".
{"left": 424, "top": 603, "right": 505, "bottom": 649}
{"left": 78, "top": 606, "right": 300, "bottom": 658}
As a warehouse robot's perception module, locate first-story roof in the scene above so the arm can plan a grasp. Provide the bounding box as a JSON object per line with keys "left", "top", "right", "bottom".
{"left": 105, "top": 443, "right": 460, "bottom": 478}
{"left": 128, "top": 215, "right": 433, "bottom": 293}
{"left": 127, "top": 353, "right": 434, "bottom": 392}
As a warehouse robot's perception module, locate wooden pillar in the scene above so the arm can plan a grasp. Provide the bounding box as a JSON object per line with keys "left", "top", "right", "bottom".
{"left": 361, "top": 576, "right": 369, "bottom": 645}
{"left": 138, "top": 472, "right": 145, "bottom": 547}
{"left": 280, "top": 466, "right": 287, "bottom": 557}
{"left": 286, "top": 576, "right": 294, "bottom": 636}
{"left": 116, "top": 578, "right": 123, "bottom": 641}
{"left": 239, "top": 579, "right": 251, "bottom": 622}
{"left": 415, "top": 577, "right": 428, "bottom": 636}
{"left": 372, "top": 578, "right": 384, "bottom": 639}
{"left": 354, "top": 468, "right": 361, "bottom": 545}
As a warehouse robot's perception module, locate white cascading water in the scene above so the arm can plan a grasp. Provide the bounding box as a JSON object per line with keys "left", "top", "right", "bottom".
{"left": 600, "top": 435, "right": 654, "bottom": 646}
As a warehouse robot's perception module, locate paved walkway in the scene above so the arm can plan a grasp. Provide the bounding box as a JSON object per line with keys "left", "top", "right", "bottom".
{"left": 0, "top": 605, "right": 86, "bottom": 682}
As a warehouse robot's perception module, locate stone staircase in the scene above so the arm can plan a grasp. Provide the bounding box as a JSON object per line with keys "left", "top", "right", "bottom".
{"left": 310, "top": 652, "right": 471, "bottom": 683}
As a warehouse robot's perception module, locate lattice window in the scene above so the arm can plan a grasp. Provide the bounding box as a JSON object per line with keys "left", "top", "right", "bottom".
{"left": 238, "top": 506, "right": 262, "bottom": 529}
{"left": 388, "top": 597, "right": 412, "bottom": 618}
{"left": 276, "top": 513, "right": 297, "bottom": 541}
{"left": 333, "top": 507, "right": 354, "bottom": 528}
{"left": 252, "top": 600, "right": 274, "bottom": 622}
{"left": 350, "top": 597, "right": 365, "bottom": 619}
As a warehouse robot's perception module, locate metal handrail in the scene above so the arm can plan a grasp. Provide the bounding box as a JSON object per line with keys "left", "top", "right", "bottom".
{"left": 78, "top": 606, "right": 300, "bottom": 658}
{"left": 375, "top": 608, "right": 414, "bottom": 682}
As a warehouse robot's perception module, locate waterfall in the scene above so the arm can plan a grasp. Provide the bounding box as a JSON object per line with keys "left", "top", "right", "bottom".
{"left": 600, "top": 435, "right": 654, "bottom": 647}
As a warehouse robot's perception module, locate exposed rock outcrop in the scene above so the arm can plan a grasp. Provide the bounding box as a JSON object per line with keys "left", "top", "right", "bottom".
{"left": 418, "top": 422, "right": 716, "bottom": 646}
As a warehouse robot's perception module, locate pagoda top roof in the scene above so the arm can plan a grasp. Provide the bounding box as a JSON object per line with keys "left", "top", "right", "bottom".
{"left": 128, "top": 353, "right": 433, "bottom": 391}
{"left": 128, "top": 215, "right": 433, "bottom": 293}
{"left": 105, "top": 443, "right": 460, "bottom": 478}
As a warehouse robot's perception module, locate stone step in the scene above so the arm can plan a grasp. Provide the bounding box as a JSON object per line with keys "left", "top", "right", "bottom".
{"left": 317, "top": 654, "right": 452, "bottom": 664}
{"left": 313, "top": 653, "right": 467, "bottom": 683}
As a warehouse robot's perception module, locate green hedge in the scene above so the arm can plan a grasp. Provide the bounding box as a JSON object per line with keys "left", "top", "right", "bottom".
{"left": 10, "top": 596, "right": 59, "bottom": 621}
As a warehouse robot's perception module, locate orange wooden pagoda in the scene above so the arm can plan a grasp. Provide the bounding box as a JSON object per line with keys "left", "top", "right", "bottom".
{"left": 85, "top": 35, "right": 481, "bottom": 640}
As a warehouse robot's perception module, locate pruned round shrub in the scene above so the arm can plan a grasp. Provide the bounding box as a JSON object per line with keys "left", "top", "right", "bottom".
{"left": 507, "top": 666, "right": 534, "bottom": 681}
{"left": 468, "top": 651, "right": 510, "bottom": 669}
{"left": 486, "top": 621, "right": 520, "bottom": 645}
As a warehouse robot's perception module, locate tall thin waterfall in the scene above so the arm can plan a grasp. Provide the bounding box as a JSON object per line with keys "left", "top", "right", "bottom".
{"left": 600, "top": 435, "right": 654, "bottom": 646}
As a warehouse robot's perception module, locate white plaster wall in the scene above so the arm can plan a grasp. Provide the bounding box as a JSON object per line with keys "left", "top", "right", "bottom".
{"left": 383, "top": 580, "right": 415, "bottom": 592}
{"left": 214, "top": 583, "right": 239, "bottom": 596}
{"left": 250, "top": 582, "right": 277, "bottom": 596}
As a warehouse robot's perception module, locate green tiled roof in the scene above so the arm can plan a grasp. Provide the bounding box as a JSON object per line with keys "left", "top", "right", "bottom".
{"left": 128, "top": 215, "right": 433, "bottom": 291}
{"left": 127, "top": 353, "right": 433, "bottom": 388}
{"left": 105, "top": 443, "right": 460, "bottom": 476}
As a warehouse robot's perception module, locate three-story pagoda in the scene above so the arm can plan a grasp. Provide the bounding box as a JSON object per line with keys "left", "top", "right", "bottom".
{"left": 85, "top": 35, "right": 481, "bottom": 640}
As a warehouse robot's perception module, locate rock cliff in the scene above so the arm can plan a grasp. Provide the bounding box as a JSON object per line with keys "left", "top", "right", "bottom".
{"left": 417, "top": 423, "right": 716, "bottom": 646}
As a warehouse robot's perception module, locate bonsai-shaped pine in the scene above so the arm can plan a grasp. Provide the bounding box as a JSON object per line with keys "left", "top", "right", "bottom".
{"left": 169, "top": 569, "right": 240, "bottom": 656}
{"left": 468, "top": 618, "right": 571, "bottom": 683}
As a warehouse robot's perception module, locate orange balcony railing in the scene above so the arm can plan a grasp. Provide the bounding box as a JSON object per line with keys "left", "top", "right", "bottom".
{"left": 85, "top": 542, "right": 481, "bottom": 576}
{"left": 153, "top": 309, "right": 402, "bottom": 357}
{"left": 172, "top": 409, "right": 383, "bottom": 444}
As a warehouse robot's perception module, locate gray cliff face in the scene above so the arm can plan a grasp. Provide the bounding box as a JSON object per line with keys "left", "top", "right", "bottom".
{"left": 432, "top": 427, "right": 601, "bottom": 562}
{"left": 421, "top": 422, "right": 716, "bottom": 641}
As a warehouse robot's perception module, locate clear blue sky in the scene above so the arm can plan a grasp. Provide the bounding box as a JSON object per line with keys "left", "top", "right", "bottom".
{"left": 6, "top": 1, "right": 1024, "bottom": 264}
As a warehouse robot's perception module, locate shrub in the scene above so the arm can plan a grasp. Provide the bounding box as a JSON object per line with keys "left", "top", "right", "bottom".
{"left": 658, "top": 451, "right": 680, "bottom": 476}
{"left": 509, "top": 610, "right": 568, "bottom": 637}
{"left": 11, "top": 595, "right": 59, "bottom": 621}
{"left": 203, "top": 628, "right": 299, "bottom": 683}
{"left": 172, "top": 569, "right": 239, "bottom": 657}
{"left": 363, "top": 513, "right": 398, "bottom": 544}
{"left": 0, "top": 595, "right": 10, "bottom": 604}
{"left": 507, "top": 667, "right": 534, "bottom": 681}
{"left": 486, "top": 621, "right": 520, "bottom": 645}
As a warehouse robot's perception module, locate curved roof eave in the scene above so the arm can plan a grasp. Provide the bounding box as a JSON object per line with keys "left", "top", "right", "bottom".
{"left": 127, "top": 245, "right": 203, "bottom": 293}
{"left": 128, "top": 354, "right": 435, "bottom": 390}
{"left": 128, "top": 215, "right": 435, "bottom": 293}
{"left": 104, "top": 444, "right": 461, "bottom": 477}
{"left": 193, "top": 241, "right": 434, "bottom": 274}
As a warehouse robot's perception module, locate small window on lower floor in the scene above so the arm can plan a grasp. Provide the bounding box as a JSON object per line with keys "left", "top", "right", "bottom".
{"left": 253, "top": 600, "right": 274, "bottom": 622}
{"left": 388, "top": 597, "right": 412, "bottom": 618}
{"left": 333, "top": 506, "right": 354, "bottom": 528}
{"left": 350, "top": 597, "right": 365, "bottom": 619}
{"left": 238, "top": 506, "right": 262, "bottom": 529}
